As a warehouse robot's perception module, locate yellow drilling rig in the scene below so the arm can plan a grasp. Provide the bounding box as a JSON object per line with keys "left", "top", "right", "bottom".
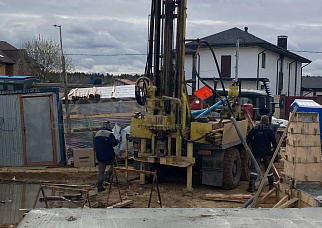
{"left": 129, "top": 0, "right": 274, "bottom": 191}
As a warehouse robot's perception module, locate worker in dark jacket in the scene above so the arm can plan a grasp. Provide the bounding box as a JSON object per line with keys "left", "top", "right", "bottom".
{"left": 95, "top": 121, "right": 119, "bottom": 192}
{"left": 246, "top": 115, "right": 277, "bottom": 192}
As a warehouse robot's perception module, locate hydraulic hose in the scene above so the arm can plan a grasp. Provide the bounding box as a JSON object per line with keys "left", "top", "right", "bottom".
{"left": 193, "top": 97, "right": 227, "bottom": 119}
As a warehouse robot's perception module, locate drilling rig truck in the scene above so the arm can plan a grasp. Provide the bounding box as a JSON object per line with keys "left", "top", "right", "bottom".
{"left": 129, "top": 0, "right": 274, "bottom": 190}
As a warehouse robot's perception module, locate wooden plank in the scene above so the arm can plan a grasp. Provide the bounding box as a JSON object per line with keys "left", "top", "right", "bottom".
{"left": 283, "top": 160, "right": 322, "bottom": 182}
{"left": 115, "top": 167, "right": 156, "bottom": 175}
{"left": 278, "top": 197, "right": 298, "bottom": 208}
{"left": 107, "top": 199, "right": 133, "bottom": 208}
{"left": 285, "top": 144, "right": 321, "bottom": 163}
{"left": 273, "top": 195, "right": 288, "bottom": 208}
{"left": 202, "top": 193, "right": 253, "bottom": 202}
{"left": 287, "top": 134, "right": 321, "bottom": 147}
{"left": 49, "top": 95, "right": 58, "bottom": 164}
{"left": 19, "top": 96, "right": 27, "bottom": 166}
{"left": 292, "top": 112, "right": 319, "bottom": 123}
{"left": 257, "top": 188, "right": 276, "bottom": 205}
{"left": 299, "top": 191, "right": 319, "bottom": 207}
{"left": 288, "top": 122, "right": 320, "bottom": 135}
{"left": 202, "top": 192, "right": 276, "bottom": 204}
{"left": 50, "top": 184, "right": 91, "bottom": 188}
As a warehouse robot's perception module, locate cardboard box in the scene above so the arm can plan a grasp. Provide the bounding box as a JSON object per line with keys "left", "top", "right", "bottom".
{"left": 73, "top": 148, "right": 95, "bottom": 167}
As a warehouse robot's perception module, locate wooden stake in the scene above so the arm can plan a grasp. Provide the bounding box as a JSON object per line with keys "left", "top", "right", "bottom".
{"left": 256, "top": 188, "right": 276, "bottom": 205}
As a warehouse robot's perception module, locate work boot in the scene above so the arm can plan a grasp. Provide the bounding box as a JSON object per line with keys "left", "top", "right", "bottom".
{"left": 247, "top": 179, "right": 255, "bottom": 193}
{"left": 268, "top": 176, "right": 274, "bottom": 190}
{"left": 268, "top": 178, "right": 274, "bottom": 190}
{"left": 97, "top": 182, "right": 106, "bottom": 192}
{"left": 105, "top": 171, "right": 113, "bottom": 183}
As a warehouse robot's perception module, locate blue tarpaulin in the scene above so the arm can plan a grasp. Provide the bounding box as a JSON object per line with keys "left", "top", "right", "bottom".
{"left": 291, "top": 99, "right": 322, "bottom": 142}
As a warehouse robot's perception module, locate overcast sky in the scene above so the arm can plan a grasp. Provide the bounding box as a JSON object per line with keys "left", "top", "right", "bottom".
{"left": 1, "top": 0, "right": 322, "bottom": 76}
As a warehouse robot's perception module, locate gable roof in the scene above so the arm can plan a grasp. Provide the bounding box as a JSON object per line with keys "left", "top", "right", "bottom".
{"left": 186, "top": 27, "right": 311, "bottom": 63}
{"left": 0, "top": 50, "right": 15, "bottom": 64}
{"left": 0, "top": 41, "right": 18, "bottom": 64}
{"left": 302, "top": 76, "right": 322, "bottom": 89}
{"left": 0, "top": 41, "right": 17, "bottom": 50}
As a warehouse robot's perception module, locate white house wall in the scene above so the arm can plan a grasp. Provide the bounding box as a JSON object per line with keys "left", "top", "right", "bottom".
{"left": 185, "top": 46, "right": 304, "bottom": 96}
{"left": 277, "top": 56, "right": 302, "bottom": 96}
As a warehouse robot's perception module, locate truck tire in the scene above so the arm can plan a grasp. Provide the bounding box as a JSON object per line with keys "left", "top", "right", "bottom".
{"left": 238, "top": 146, "right": 250, "bottom": 181}
{"left": 222, "top": 147, "right": 241, "bottom": 189}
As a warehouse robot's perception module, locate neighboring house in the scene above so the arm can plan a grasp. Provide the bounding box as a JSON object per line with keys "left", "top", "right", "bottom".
{"left": 0, "top": 41, "right": 37, "bottom": 77}
{"left": 185, "top": 27, "right": 311, "bottom": 96}
{"left": 0, "top": 41, "right": 19, "bottom": 76}
{"left": 302, "top": 76, "right": 322, "bottom": 96}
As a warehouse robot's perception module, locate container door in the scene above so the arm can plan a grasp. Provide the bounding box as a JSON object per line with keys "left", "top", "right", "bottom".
{"left": 22, "top": 96, "right": 56, "bottom": 165}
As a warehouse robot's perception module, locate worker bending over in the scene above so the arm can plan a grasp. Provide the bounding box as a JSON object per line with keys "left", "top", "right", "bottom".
{"left": 246, "top": 115, "right": 277, "bottom": 192}
{"left": 95, "top": 121, "right": 119, "bottom": 192}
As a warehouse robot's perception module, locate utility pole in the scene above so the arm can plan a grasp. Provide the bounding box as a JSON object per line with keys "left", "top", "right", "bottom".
{"left": 53, "top": 25, "right": 71, "bottom": 134}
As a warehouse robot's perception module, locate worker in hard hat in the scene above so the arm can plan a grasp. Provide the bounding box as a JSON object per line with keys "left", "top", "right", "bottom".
{"left": 94, "top": 121, "right": 119, "bottom": 192}
{"left": 246, "top": 115, "right": 277, "bottom": 192}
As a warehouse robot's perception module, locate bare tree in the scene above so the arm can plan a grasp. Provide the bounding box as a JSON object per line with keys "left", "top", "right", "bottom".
{"left": 23, "top": 35, "right": 73, "bottom": 82}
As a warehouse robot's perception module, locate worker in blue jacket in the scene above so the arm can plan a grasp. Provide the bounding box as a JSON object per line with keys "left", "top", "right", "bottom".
{"left": 95, "top": 121, "right": 119, "bottom": 192}
{"left": 246, "top": 115, "right": 277, "bottom": 192}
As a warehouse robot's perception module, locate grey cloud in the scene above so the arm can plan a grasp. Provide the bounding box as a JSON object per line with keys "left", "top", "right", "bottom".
{"left": 79, "top": 58, "right": 95, "bottom": 69}
{"left": 1, "top": 0, "right": 322, "bottom": 75}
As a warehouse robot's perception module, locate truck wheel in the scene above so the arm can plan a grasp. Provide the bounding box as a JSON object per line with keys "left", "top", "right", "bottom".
{"left": 222, "top": 147, "right": 241, "bottom": 189}
{"left": 238, "top": 146, "right": 250, "bottom": 181}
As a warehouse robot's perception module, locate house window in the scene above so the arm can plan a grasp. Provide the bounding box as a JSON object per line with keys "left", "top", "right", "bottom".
{"left": 262, "top": 53, "right": 266, "bottom": 69}
{"left": 221, "top": 55, "right": 231, "bottom": 78}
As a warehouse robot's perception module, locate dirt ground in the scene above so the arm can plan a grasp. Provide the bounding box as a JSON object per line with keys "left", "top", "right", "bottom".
{"left": 0, "top": 160, "right": 284, "bottom": 208}
{"left": 0, "top": 160, "right": 284, "bottom": 228}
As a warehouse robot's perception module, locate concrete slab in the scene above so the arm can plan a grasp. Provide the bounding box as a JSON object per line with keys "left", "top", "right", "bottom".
{"left": 18, "top": 208, "right": 322, "bottom": 228}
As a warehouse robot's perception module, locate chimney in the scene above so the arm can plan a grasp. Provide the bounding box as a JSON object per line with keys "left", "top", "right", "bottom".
{"left": 244, "top": 27, "right": 248, "bottom": 33}
{"left": 277, "top": 35, "right": 288, "bottom": 49}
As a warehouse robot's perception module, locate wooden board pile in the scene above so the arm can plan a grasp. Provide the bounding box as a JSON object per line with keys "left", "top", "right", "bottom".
{"left": 205, "top": 128, "right": 223, "bottom": 145}
{"left": 71, "top": 87, "right": 101, "bottom": 101}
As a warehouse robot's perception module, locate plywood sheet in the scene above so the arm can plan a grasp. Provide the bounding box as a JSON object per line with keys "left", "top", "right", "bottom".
{"left": 292, "top": 112, "right": 319, "bottom": 123}
{"left": 287, "top": 134, "right": 321, "bottom": 147}
{"left": 285, "top": 144, "right": 321, "bottom": 163}
{"left": 222, "top": 120, "right": 247, "bottom": 145}
{"left": 284, "top": 160, "right": 322, "bottom": 182}
{"left": 288, "top": 122, "right": 320, "bottom": 135}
